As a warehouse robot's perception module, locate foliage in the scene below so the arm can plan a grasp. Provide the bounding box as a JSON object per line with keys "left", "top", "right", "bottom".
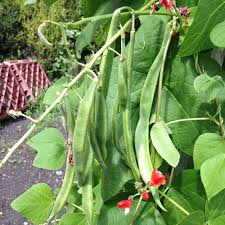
{"left": 1, "top": 0, "right": 225, "bottom": 225}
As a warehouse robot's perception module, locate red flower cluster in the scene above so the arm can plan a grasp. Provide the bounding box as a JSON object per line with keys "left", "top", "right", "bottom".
{"left": 117, "top": 169, "right": 166, "bottom": 214}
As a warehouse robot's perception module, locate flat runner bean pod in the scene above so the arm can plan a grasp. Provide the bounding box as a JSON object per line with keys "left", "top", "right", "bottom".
{"left": 95, "top": 89, "right": 108, "bottom": 161}
{"left": 135, "top": 23, "right": 173, "bottom": 211}
{"left": 82, "top": 147, "right": 94, "bottom": 225}
{"left": 72, "top": 78, "right": 98, "bottom": 185}
{"left": 118, "top": 30, "right": 128, "bottom": 108}
{"left": 122, "top": 15, "right": 140, "bottom": 180}
{"left": 47, "top": 153, "right": 74, "bottom": 222}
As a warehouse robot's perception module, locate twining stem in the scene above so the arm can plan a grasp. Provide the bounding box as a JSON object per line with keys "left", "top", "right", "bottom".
{"left": 159, "top": 190, "right": 190, "bottom": 216}
{"left": 0, "top": 0, "right": 162, "bottom": 168}
{"left": 129, "top": 195, "right": 142, "bottom": 225}
{"left": 166, "top": 117, "right": 211, "bottom": 126}
{"left": 65, "top": 11, "right": 175, "bottom": 28}
{"left": 168, "top": 167, "right": 175, "bottom": 188}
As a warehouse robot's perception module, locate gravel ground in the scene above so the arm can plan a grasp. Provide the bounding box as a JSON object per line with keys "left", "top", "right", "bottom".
{"left": 0, "top": 117, "right": 65, "bottom": 225}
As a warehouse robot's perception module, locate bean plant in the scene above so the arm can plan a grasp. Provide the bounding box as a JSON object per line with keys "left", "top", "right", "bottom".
{"left": 1, "top": 0, "right": 225, "bottom": 224}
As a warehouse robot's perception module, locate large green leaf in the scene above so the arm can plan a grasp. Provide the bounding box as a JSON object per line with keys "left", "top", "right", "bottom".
{"left": 193, "top": 133, "right": 225, "bottom": 169}
{"left": 178, "top": 0, "right": 225, "bottom": 56}
{"left": 205, "top": 189, "right": 225, "bottom": 222}
{"left": 194, "top": 74, "right": 225, "bottom": 103}
{"left": 27, "top": 128, "right": 65, "bottom": 170}
{"left": 11, "top": 183, "right": 53, "bottom": 224}
{"left": 210, "top": 20, "right": 225, "bottom": 48}
{"left": 173, "top": 170, "right": 206, "bottom": 211}
{"left": 208, "top": 216, "right": 225, "bottom": 225}
{"left": 150, "top": 121, "right": 180, "bottom": 167}
{"left": 163, "top": 189, "right": 193, "bottom": 225}
{"left": 59, "top": 213, "right": 87, "bottom": 225}
{"left": 201, "top": 153, "right": 225, "bottom": 199}
{"left": 176, "top": 211, "right": 205, "bottom": 225}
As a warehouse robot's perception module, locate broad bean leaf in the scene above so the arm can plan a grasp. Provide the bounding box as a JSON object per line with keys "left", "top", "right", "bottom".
{"left": 27, "top": 128, "right": 65, "bottom": 170}
{"left": 11, "top": 183, "right": 53, "bottom": 224}
{"left": 208, "top": 216, "right": 225, "bottom": 225}
{"left": 176, "top": 211, "right": 205, "bottom": 225}
{"left": 210, "top": 20, "right": 225, "bottom": 48}
{"left": 201, "top": 153, "right": 225, "bottom": 199}
{"left": 178, "top": 0, "right": 225, "bottom": 56}
{"left": 193, "top": 133, "right": 225, "bottom": 169}
{"left": 97, "top": 201, "right": 166, "bottom": 225}
{"left": 194, "top": 74, "right": 225, "bottom": 103}
{"left": 173, "top": 170, "right": 206, "bottom": 211}
{"left": 59, "top": 213, "right": 87, "bottom": 225}
{"left": 150, "top": 121, "right": 180, "bottom": 167}
{"left": 163, "top": 189, "right": 194, "bottom": 225}
{"left": 176, "top": 0, "right": 199, "bottom": 7}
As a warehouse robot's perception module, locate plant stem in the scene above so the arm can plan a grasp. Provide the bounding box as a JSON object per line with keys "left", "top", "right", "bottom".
{"left": 69, "top": 203, "right": 85, "bottom": 212}
{"left": 168, "top": 167, "right": 175, "bottom": 188}
{"left": 65, "top": 11, "right": 175, "bottom": 28}
{"left": 129, "top": 195, "right": 142, "bottom": 225}
{"left": 166, "top": 117, "right": 211, "bottom": 126}
{"left": 159, "top": 190, "right": 190, "bottom": 216}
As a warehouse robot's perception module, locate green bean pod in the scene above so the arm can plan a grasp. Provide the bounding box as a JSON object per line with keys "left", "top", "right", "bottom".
{"left": 89, "top": 121, "right": 107, "bottom": 169}
{"left": 82, "top": 147, "right": 94, "bottom": 225}
{"left": 72, "top": 78, "right": 98, "bottom": 185}
{"left": 118, "top": 31, "right": 128, "bottom": 108}
{"left": 99, "top": 9, "right": 120, "bottom": 98}
{"left": 95, "top": 89, "right": 108, "bottom": 161}
{"left": 135, "top": 23, "right": 172, "bottom": 211}
{"left": 47, "top": 157, "right": 74, "bottom": 222}
{"left": 121, "top": 16, "right": 140, "bottom": 180}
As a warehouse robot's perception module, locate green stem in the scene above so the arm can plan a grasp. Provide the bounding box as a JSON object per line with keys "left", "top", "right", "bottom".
{"left": 129, "top": 195, "right": 142, "bottom": 225}
{"left": 166, "top": 117, "right": 211, "bottom": 126}
{"left": 159, "top": 190, "right": 190, "bottom": 216}
{"left": 65, "top": 11, "right": 175, "bottom": 28}
{"left": 69, "top": 203, "right": 85, "bottom": 212}
{"left": 168, "top": 167, "right": 175, "bottom": 188}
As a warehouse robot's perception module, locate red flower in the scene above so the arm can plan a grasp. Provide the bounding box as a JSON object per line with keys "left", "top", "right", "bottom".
{"left": 117, "top": 198, "right": 132, "bottom": 215}
{"left": 149, "top": 169, "right": 166, "bottom": 187}
{"left": 142, "top": 191, "right": 150, "bottom": 201}
{"left": 160, "top": 0, "right": 174, "bottom": 9}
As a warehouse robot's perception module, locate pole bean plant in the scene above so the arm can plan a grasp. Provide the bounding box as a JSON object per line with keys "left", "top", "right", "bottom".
{"left": 1, "top": 0, "right": 225, "bottom": 224}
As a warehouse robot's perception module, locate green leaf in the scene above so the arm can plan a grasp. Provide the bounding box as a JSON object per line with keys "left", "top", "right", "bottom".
{"left": 27, "top": 128, "right": 65, "bottom": 170}
{"left": 205, "top": 189, "right": 225, "bottom": 222}
{"left": 194, "top": 74, "right": 224, "bottom": 103}
{"left": 101, "top": 149, "right": 133, "bottom": 201}
{"left": 210, "top": 20, "right": 225, "bottom": 48}
{"left": 201, "top": 153, "right": 225, "bottom": 199}
{"left": 208, "top": 215, "right": 225, "bottom": 225}
{"left": 11, "top": 183, "right": 53, "bottom": 224}
{"left": 178, "top": 0, "right": 225, "bottom": 56}
{"left": 160, "top": 55, "right": 221, "bottom": 156}
{"left": 173, "top": 170, "right": 206, "bottom": 211}
{"left": 163, "top": 189, "right": 193, "bottom": 225}
{"left": 42, "top": 0, "right": 58, "bottom": 7}
{"left": 150, "top": 121, "right": 180, "bottom": 167}
{"left": 43, "top": 77, "right": 68, "bottom": 105}
{"left": 176, "top": 211, "right": 205, "bottom": 225}
{"left": 24, "top": 0, "right": 37, "bottom": 4}
{"left": 193, "top": 133, "right": 225, "bottom": 169}
{"left": 59, "top": 213, "right": 87, "bottom": 225}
